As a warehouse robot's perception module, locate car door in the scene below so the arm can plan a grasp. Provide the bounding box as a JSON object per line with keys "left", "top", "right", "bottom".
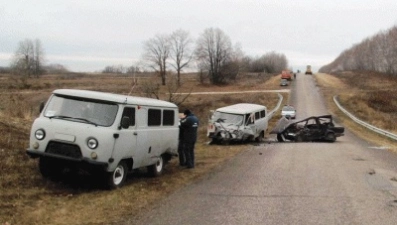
{"left": 110, "top": 106, "right": 138, "bottom": 170}
{"left": 306, "top": 118, "right": 322, "bottom": 140}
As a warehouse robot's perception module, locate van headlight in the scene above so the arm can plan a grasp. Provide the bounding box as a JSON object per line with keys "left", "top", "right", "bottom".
{"left": 87, "top": 138, "right": 98, "bottom": 149}
{"left": 35, "top": 129, "right": 46, "bottom": 140}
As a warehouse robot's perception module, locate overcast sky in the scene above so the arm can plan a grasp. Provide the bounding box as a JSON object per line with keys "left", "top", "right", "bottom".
{"left": 1, "top": 0, "right": 396, "bottom": 72}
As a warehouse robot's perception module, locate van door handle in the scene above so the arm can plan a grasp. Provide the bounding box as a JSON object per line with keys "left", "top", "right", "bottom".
{"left": 133, "top": 132, "right": 138, "bottom": 135}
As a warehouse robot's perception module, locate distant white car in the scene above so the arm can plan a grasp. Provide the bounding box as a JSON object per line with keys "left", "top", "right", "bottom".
{"left": 280, "top": 79, "right": 288, "bottom": 86}
{"left": 281, "top": 105, "right": 296, "bottom": 119}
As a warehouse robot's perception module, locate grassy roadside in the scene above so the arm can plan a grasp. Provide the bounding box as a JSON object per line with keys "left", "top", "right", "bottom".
{"left": 0, "top": 73, "right": 286, "bottom": 225}
{"left": 314, "top": 72, "right": 397, "bottom": 153}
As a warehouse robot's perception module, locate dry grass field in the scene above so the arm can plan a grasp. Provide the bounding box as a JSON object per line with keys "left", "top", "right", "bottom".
{"left": 314, "top": 71, "right": 397, "bottom": 153}
{"left": 0, "top": 72, "right": 286, "bottom": 225}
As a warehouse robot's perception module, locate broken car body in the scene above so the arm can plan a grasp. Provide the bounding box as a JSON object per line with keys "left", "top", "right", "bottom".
{"left": 271, "top": 115, "right": 344, "bottom": 142}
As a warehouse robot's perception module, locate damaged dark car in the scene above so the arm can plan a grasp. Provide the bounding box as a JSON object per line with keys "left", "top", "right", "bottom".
{"left": 270, "top": 115, "right": 344, "bottom": 142}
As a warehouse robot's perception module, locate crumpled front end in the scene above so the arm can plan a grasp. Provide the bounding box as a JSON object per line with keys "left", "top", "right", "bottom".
{"left": 209, "top": 122, "right": 254, "bottom": 143}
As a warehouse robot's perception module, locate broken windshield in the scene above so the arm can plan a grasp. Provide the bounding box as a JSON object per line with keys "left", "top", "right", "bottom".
{"left": 212, "top": 112, "right": 244, "bottom": 125}
{"left": 43, "top": 95, "right": 118, "bottom": 127}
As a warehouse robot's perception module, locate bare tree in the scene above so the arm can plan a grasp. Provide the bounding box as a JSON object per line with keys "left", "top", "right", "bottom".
{"left": 195, "top": 28, "right": 233, "bottom": 84}
{"left": 33, "top": 39, "right": 44, "bottom": 77}
{"left": 262, "top": 51, "right": 288, "bottom": 73}
{"left": 169, "top": 29, "right": 193, "bottom": 86}
{"left": 165, "top": 74, "right": 191, "bottom": 106}
{"left": 11, "top": 38, "right": 45, "bottom": 77}
{"left": 142, "top": 34, "right": 170, "bottom": 85}
{"left": 319, "top": 25, "right": 397, "bottom": 76}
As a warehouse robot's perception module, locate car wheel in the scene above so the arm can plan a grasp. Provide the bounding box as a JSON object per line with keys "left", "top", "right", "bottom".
{"left": 326, "top": 132, "right": 336, "bottom": 142}
{"left": 295, "top": 135, "right": 303, "bottom": 142}
{"left": 148, "top": 155, "right": 164, "bottom": 177}
{"left": 106, "top": 161, "right": 128, "bottom": 189}
{"left": 277, "top": 134, "right": 284, "bottom": 142}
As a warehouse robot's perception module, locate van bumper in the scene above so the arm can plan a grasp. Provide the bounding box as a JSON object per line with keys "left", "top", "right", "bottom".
{"left": 26, "top": 149, "right": 108, "bottom": 167}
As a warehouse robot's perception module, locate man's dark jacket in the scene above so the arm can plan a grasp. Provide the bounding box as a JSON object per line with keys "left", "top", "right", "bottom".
{"left": 180, "top": 113, "right": 199, "bottom": 143}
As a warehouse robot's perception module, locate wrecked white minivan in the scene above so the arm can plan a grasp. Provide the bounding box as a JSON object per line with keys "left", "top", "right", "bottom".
{"left": 26, "top": 89, "right": 179, "bottom": 189}
{"left": 207, "top": 103, "right": 270, "bottom": 144}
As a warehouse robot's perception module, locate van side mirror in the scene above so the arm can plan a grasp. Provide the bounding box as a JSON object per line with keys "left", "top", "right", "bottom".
{"left": 120, "top": 116, "right": 130, "bottom": 129}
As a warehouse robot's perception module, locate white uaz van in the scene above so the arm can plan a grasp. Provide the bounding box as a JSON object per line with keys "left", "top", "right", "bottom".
{"left": 207, "top": 103, "right": 269, "bottom": 144}
{"left": 26, "top": 89, "right": 179, "bottom": 189}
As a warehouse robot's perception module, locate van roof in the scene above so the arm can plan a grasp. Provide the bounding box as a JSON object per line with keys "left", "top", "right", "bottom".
{"left": 53, "top": 89, "right": 177, "bottom": 108}
{"left": 216, "top": 103, "right": 266, "bottom": 114}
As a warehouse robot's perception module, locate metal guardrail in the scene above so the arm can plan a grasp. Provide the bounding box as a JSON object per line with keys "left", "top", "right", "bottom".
{"left": 268, "top": 93, "right": 283, "bottom": 118}
{"left": 333, "top": 95, "right": 397, "bottom": 141}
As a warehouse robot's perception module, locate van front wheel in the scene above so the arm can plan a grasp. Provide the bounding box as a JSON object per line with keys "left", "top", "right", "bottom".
{"left": 39, "top": 157, "right": 63, "bottom": 178}
{"left": 255, "top": 131, "right": 265, "bottom": 142}
{"left": 148, "top": 155, "right": 164, "bottom": 177}
{"left": 106, "top": 161, "right": 128, "bottom": 189}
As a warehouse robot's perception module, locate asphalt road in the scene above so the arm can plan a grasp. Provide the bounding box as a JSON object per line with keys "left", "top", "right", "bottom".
{"left": 127, "top": 74, "right": 397, "bottom": 225}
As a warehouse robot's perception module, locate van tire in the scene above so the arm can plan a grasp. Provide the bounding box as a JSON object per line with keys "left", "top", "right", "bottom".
{"left": 106, "top": 161, "right": 128, "bottom": 189}
{"left": 39, "top": 157, "right": 63, "bottom": 178}
{"left": 148, "top": 155, "right": 164, "bottom": 177}
{"left": 255, "top": 131, "right": 265, "bottom": 142}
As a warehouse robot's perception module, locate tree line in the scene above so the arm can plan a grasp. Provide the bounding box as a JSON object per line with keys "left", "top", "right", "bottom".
{"left": 8, "top": 27, "right": 289, "bottom": 85}
{"left": 319, "top": 25, "right": 397, "bottom": 75}
{"left": 139, "top": 28, "right": 288, "bottom": 85}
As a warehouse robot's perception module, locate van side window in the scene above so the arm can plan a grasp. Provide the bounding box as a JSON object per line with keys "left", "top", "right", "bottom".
{"left": 260, "top": 110, "right": 266, "bottom": 118}
{"left": 122, "top": 107, "right": 135, "bottom": 126}
{"left": 163, "top": 110, "right": 175, "bottom": 126}
{"left": 148, "top": 109, "right": 161, "bottom": 126}
{"left": 255, "top": 112, "right": 260, "bottom": 120}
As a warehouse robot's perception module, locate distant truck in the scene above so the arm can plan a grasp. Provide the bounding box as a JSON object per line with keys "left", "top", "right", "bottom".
{"left": 281, "top": 70, "right": 292, "bottom": 80}
{"left": 305, "top": 65, "right": 312, "bottom": 75}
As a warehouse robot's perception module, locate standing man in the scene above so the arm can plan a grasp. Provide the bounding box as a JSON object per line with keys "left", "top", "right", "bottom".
{"left": 180, "top": 109, "right": 199, "bottom": 169}
{"left": 178, "top": 117, "right": 186, "bottom": 166}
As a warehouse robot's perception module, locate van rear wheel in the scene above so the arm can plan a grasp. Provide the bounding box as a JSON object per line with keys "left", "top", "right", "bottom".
{"left": 105, "top": 161, "right": 128, "bottom": 189}
{"left": 148, "top": 155, "right": 164, "bottom": 177}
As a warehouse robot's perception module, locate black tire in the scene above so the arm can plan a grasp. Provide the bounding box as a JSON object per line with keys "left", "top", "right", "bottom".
{"left": 39, "top": 157, "right": 63, "bottom": 178}
{"left": 105, "top": 161, "right": 128, "bottom": 189}
{"left": 210, "top": 138, "right": 219, "bottom": 145}
{"left": 255, "top": 131, "right": 265, "bottom": 143}
{"left": 295, "top": 135, "right": 303, "bottom": 142}
{"left": 326, "top": 132, "right": 336, "bottom": 142}
{"left": 220, "top": 139, "right": 230, "bottom": 145}
{"left": 277, "top": 134, "right": 284, "bottom": 142}
{"left": 147, "top": 155, "right": 164, "bottom": 177}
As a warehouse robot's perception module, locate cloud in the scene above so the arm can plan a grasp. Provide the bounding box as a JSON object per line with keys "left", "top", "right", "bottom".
{"left": 2, "top": 0, "right": 397, "bottom": 72}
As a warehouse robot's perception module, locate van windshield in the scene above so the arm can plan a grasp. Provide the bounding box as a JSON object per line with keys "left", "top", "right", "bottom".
{"left": 43, "top": 95, "right": 118, "bottom": 127}
{"left": 212, "top": 112, "right": 244, "bottom": 125}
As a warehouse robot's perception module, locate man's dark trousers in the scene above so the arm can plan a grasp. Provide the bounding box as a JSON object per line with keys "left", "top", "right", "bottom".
{"left": 184, "top": 141, "right": 196, "bottom": 168}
